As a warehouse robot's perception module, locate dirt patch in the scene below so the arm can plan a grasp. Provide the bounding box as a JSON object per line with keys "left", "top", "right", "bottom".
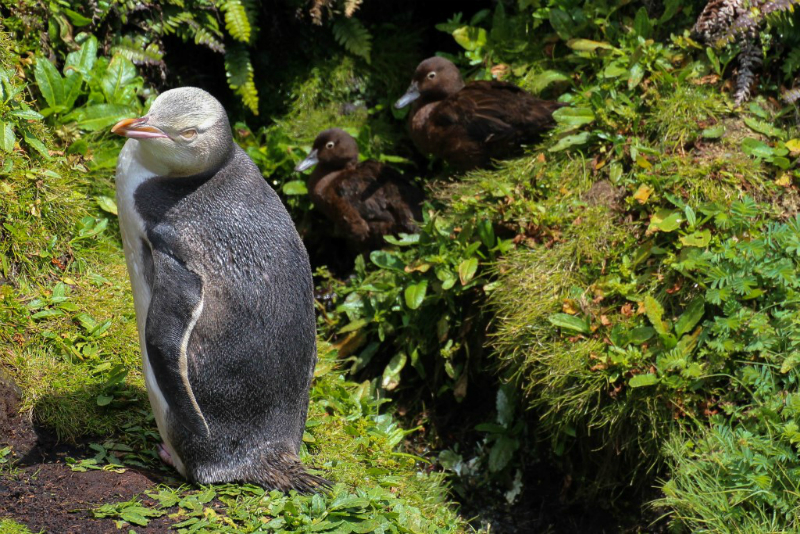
{"left": 0, "top": 375, "right": 174, "bottom": 533}
{"left": 582, "top": 179, "right": 624, "bottom": 211}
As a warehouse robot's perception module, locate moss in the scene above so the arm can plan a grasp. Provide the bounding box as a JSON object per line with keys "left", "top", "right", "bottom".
{"left": 0, "top": 519, "right": 35, "bottom": 534}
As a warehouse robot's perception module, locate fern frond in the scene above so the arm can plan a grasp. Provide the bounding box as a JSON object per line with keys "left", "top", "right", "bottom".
{"left": 221, "top": 0, "right": 252, "bottom": 43}
{"left": 225, "top": 45, "right": 259, "bottom": 114}
{"left": 344, "top": 0, "right": 363, "bottom": 17}
{"left": 194, "top": 26, "right": 226, "bottom": 53}
{"left": 310, "top": 0, "right": 335, "bottom": 25}
{"left": 160, "top": 12, "right": 195, "bottom": 35}
{"left": 332, "top": 17, "right": 372, "bottom": 63}
{"left": 111, "top": 35, "right": 165, "bottom": 66}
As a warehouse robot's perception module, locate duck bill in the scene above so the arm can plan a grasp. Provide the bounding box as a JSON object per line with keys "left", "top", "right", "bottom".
{"left": 294, "top": 149, "right": 319, "bottom": 172}
{"left": 111, "top": 117, "right": 168, "bottom": 139}
{"left": 394, "top": 83, "right": 420, "bottom": 109}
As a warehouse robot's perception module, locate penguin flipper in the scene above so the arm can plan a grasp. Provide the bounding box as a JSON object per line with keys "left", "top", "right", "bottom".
{"left": 145, "top": 248, "right": 210, "bottom": 438}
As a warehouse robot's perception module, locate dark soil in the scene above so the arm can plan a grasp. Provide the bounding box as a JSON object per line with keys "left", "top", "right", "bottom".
{"left": 0, "top": 374, "right": 173, "bottom": 533}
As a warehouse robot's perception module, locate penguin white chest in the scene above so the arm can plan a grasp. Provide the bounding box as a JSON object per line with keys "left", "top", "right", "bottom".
{"left": 115, "top": 140, "right": 185, "bottom": 473}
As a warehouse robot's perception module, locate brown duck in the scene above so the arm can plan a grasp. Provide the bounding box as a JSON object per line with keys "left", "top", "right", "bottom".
{"left": 395, "top": 56, "right": 565, "bottom": 171}
{"left": 295, "top": 128, "right": 424, "bottom": 250}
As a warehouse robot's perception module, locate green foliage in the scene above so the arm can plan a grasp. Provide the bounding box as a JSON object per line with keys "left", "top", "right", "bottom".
{"left": 318, "top": 207, "right": 512, "bottom": 398}
{"left": 657, "top": 425, "right": 800, "bottom": 533}
{"left": 32, "top": 34, "right": 146, "bottom": 143}
{"left": 0, "top": 64, "right": 47, "bottom": 157}
{"left": 332, "top": 17, "right": 372, "bottom": 64}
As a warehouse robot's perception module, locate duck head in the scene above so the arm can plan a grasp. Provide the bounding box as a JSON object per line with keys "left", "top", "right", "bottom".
{"left": 395, "top": 57, "right": 466, "bottom": 109}
{"left": 111, "top": 87, "right": 233, "bottom": 177}
{"left": 295, "top": 128, "right": 359, "bottom": 172}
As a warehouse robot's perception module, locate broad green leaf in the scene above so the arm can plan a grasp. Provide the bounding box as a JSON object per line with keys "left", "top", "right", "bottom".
{"left": 458, "top": 257, "right": 478, "bottom": 285}
{"left": 549, "top": 131, "right": 591, "bottom": 152}
{"left": 628, "top": 63, "right": 644, "bottom": 89}
{"left": 629, "top": 326, "right": 655, "bottom": 345}
{"left": 95, "top": 196, "right": 118, "bottom": 215}
{"left": 633, "top": 7, "right": 653, "bottom": 38}
{"left": 22, "top": 130, "right": 51, "bottom": 159}
{"left": 31, "top": 309, "right": 64, "bottom": 319}
{"left": 680, "top": 230, "right": 711, "bottom": 247}
{"left": 282, "top": 180, "right": 308, "bottom": 195}
{"left": 9, "top": 109, "right": 43, "bottom": 121}
{"left": 452, "top": 26, "right": 487, "bottom": 51}
{"left": 435, "top": 266, "right": 457, "bottom": 290}
{"left": 370, "top": 250, "right": 405, "bottom": 272}
{"left": 675, "top": 298, "right": 705, "bottom": 338}
{"left": 488, "top": 435, "right": 518, "bottom": 472}
{"left": 647, "top": 209, "right": 683, "bottom": 233}
{"left": 63, "top": 7, "right": 92, "bottom": 26}
{"left": 785, "top": 139, "right": 800, "bottom": 153}
{"left": 477, "top": 219, "right": 495, "bottom": 248}
{"left": 34, "top": 57, "right": 65, "bottom": 109}
{"left": 744, "top": 117, "right": 782, "bottom": 138}
{"left": 702, "top": 125, "right": 724, "bottom": 138}
{"left": 548, "top": 313, "right": 590, "bottom": 334}
{"left": 0, "top": 121, "right": 14, "bottom": 152}
{"left": 629, "top": 373, "right": 659, "bottom": 387}
{"left": 644, "top": 296, "right": 668, "bottom": 335}
{"left": 100, "top": 55, "right": 138, "bottom": 104}
{"left": 381, "top": 352, "right": 407, "bottom": 390}
{"left": 65, "top": 35, "right": 98, "bottom": 78}
{"left": 337, "top": 318, "right": 368, "bottom": 334}
{"left": 66, "top": 104, "right": 134, "bottom": 131}
{"left": 566, "top": 39, "right": 613, "bottom": 51}
{"left": 404, "top": 280, "right": 428, "bottom": 310}
{"left": 741, "top": 137, "right": 774, "bottom": 159}
{"left": 528, "top": 70, "right": 569, "bottom": 93}
{"left": 552, "top": 107, "right": 595, "bottom": 127}
{"left": 96, "top": 394, "right": 113, "bottom": 406}
{"left": 549, "top": 9, "right": 573, "bottom": 40}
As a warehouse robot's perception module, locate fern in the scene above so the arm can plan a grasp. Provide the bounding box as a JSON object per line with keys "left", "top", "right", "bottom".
{"left": 111, "top": 35, "right": 164, "bottom": 66}
{"left": 221, "top": 0, "right": 252, "bottom": 43}
{"left": 194, "top": 26, "right": 226, "bottom": 53}
{"left": 332, "top": 17, "right": 372, "bottom": 63}
{"left": 224, "top": 44, "right": 259, "bottom": 114}
{"left": 344, "top": 0, "right": 364, "bottom": 17}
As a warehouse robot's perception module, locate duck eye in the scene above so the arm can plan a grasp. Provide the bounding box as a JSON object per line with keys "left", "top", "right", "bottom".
{"left": 325, "top": 141, "right": 335, "bottom": 149}
{"left": 427, "top": 71, "right": 436, "bottom": 80}
{"left": 180, "top": 129, "right": 197, "bottom": 141}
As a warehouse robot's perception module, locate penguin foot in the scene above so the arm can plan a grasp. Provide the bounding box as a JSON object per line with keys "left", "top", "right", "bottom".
{"left": 158, "top": 443, "right": 175, "bottom": 467}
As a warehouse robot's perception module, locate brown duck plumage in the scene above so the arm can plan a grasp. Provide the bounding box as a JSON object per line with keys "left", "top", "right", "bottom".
{"left": 395, "top": 57, "right": 565, "bottom": 171}
{"left": 295, "top": 128, "right": 423, "bottom": 251}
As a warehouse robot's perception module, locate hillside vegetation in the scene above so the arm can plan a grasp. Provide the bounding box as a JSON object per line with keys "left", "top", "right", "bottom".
{"left": 2, "top": 0, "right": 800, "bottom": 532}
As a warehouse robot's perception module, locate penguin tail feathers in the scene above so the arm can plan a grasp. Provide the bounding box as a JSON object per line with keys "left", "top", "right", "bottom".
{"left": 257, "top": 450, "right": 331, "bottom": 494}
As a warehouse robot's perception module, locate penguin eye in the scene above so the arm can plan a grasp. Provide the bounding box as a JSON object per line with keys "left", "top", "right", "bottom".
{"left": 180, "top": 129, "right": 197, "bottom": 141}
{"left": 325, "top": 141, "right": 335, "bottom": 149}
{"left": 427, "top": 71, "right": 436, "bottom": 80}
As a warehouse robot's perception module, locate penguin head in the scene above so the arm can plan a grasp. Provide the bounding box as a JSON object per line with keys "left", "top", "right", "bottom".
{"left": 395, "top": 56, "right": 465, "bottom": 109}
{"left": 112, "top": 87, "right": 233, "bottom": 177}
{"left": 295, "top": 128, "right": 359, "bottom": 173}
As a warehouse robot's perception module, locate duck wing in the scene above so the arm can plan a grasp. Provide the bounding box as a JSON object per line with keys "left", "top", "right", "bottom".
{"left": 439, "top": 81, "right": 563, "bottom": 146}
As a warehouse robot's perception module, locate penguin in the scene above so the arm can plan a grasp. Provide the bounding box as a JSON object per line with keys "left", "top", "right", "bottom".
{"left": 394, "top": 56, "right": 565, "bottom": 171}
{"left": 111, "top": 87, "right": 327, "bottom": 492}
{"left": 294, "top": 128, "right": 424, "bottom": 252}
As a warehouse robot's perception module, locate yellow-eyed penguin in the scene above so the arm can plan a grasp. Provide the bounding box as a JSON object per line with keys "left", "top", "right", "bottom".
{"left": 111, "top": 87, "right": 327, "bottom": 491}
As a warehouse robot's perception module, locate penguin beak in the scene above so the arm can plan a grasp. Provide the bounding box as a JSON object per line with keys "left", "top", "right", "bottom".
{"left": 395, "top": 82, "right": 420, "bottom": 109}
{"left": 295, "top": 149, "right": 319, "bottom": 172}
{"left": 111, "top": 117, "right": 169, "bottom": 139}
